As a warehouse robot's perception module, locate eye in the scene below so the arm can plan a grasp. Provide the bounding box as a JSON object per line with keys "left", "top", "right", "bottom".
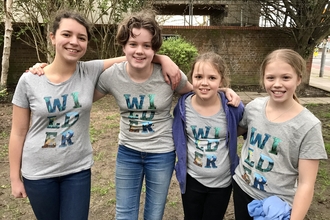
{"left": 62, "top": 33, "right": 70, "bottom": 37}
{"left": 265, "top": 76, "right": 274, "bottom": 80}
{"left": 144, "top": 44, "right": 151, "bottom": 48}
{"left": 194, "top": 75, "right": 202, "bottom": 79}
{"left": 79, "top": 37, "right": 87, "bottom": 41}
{"left": 210, "top": 76, "right": 217, "bottom": 80}
{"left": 283, "top": 75, "right": 291, "bottom": 80}
{"left": 129, "top": 43, "right": 136, "bottom": 46}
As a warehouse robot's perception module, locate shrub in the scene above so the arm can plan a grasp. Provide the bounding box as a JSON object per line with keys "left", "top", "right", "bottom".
{"left": 159, "top": 37, "right": 198, "bottom": 75}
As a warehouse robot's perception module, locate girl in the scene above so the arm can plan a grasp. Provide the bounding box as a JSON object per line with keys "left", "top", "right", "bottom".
{"left": 9, "top": 10, "right": 182, "bottom": 220}
{"left": 93, "top": 11, "right": 239, "bottom": 220}
{"left": 172, "top": 52, "right": 244, "bottom": 219}
{"left": 233, "top": 49, "right": 328, "bottom": 219}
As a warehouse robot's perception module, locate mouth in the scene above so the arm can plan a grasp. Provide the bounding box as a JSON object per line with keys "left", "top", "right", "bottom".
{"left": 133, "top": 56, "right": 146, "bottom": 61}
{"left": 66, "top": 48, "right": 80, "bottom": 53}
{"left": 199, "top": 88, "right": 210, "bottom": 93}
{"left": 272, "top": 90, "right": 286, "bottom": 96}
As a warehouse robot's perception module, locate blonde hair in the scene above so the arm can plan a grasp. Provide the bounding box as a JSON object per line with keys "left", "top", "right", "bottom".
{"left": 260, "top": 49, "right": 305, "bottom": 103}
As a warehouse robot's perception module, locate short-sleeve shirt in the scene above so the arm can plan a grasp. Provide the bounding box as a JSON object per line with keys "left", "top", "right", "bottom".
{"left": 234, "top": 97, "right": 328, "bottom": 205}
{"left": 96, "top": 61, "right": 187, "bottom": 153}
{"left": 12, "top": 60, "right": 104, "bottom": 180}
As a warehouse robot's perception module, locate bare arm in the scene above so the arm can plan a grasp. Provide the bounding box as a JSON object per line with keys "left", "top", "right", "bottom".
{"left": 218, "top": 88, "right": 241, "bottom": 107}
{"left": 153, "top": 54, "right": 181, "bottom": 90}
{"left": 237, "top": 126, "right": 247, "bottom": 137}
{"left": 102, "top": 56, "right": 126, "bottom": 71}
{"left": 9, "top": 105, "right": 30, "bottom": 198}
{"left": 93, "top": 89, "right": 107, "bottom": 102}
{"left": 290, "top": 159, "right": 319, "bottom": 220}
{"left": 176, "top": 82, "right": 193, "bottom": 95}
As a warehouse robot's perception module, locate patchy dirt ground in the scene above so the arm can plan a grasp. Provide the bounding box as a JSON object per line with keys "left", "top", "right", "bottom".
{"left": 0, "top": 86, "right": 329, "bottom": 220}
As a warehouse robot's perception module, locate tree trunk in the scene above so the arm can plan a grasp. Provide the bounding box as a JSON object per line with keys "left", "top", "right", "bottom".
{"left": 1, "top": 0, "right": 13, "bottom": 88}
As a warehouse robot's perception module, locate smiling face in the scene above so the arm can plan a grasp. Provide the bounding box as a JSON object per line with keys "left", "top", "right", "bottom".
{"left": 122, "top": 28, "right": 155, "bottom": 73}
{"left": 50, "top": 18, "right": 88, "bottom": 63}
{"left": 192, "top": 61, "right": 222, "bottom": 101}
{"left": 263, "top": 59, "right": 301, "bottom": 103}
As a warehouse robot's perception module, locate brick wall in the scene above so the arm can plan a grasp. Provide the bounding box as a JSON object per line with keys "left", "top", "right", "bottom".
{"left": 162, "top": 26, "right": 297, "bottom": 86}
{"left": 1, "top": 26, "right": 299, "bottom": 88}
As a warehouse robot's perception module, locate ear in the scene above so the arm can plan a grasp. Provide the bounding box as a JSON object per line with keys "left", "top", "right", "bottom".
{"left": 297, "top": 75, "right": 302, "bottom": 86}
{"left": 50, "top": 32, "right": 56, "bottom": 46}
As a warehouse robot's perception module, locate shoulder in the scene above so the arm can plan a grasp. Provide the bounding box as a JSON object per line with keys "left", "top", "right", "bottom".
{"left": 102, "top": 62, "right": 125, "bottom": 75}
{"left": 300, "top": 108, "right": 321, "bottom": 124}
{"left": 245, "top": 96, "right": 268, "bottom": 109}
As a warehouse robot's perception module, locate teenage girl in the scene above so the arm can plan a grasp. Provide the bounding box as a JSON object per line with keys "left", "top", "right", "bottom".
{"left": 93, "top": 10, "right": 240, "bottom": 220}
{"left": 9, "top": 10, "right": 181, "bottom": 220}
{"left": 172, "top": 52, "right": 244, "bottom": 219}
{"left": 233, "top": 49, "right": 328, "bottom": 220}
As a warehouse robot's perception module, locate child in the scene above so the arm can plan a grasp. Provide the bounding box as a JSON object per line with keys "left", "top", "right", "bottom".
{"left": 93, "top": 10, "right": 239, "bottom": 220}
{"left": 233, "top": 49, "right": 328, "bottom": 220}
{"left": 9, "top": 10, "right": 181, "bottom": 220}
{"left": 172, "top": 52, "right": 244, "bottom": 219}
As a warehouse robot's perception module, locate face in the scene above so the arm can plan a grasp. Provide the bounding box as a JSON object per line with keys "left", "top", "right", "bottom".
{"left": 263, "top": 59, "right": 301, "bottom": 103}
{"left": 192, "top": 61, "right": 222, "bottom": 101}
{"left": 122, "top": 28, "right": 155, "bottom": 72}
{"left": 50, "top": 18, "right": 88, "bottom": 63}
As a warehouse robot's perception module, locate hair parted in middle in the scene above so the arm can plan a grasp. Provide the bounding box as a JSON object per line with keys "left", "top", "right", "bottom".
{"left": 116, "top": 9, "right": 163, "bottom": 52}
{"left": 188, "top": 52, "right": 230, "bottom": 88}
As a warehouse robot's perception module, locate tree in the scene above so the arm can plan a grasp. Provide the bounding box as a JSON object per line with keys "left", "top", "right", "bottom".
{"left": 1, "top": 0, "right": 13, "bottom": 88}
{"left": 12, "top": 0, "right": 154, "bottom": 62}
{"left": 248, "top": 0, "right": 330, "bottom": 58}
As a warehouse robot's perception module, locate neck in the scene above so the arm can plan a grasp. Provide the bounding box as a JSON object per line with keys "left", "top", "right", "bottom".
{"left": 126, "top": 63, "right": 153, "bottom": 82}
{"left": 194, "top": 94, "right": 220, "bottom": 107}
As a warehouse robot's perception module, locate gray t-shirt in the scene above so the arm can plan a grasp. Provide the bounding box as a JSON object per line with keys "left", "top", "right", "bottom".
{"left": 96, "top": 61, "right": 187, "bottom": 153}
{"left": 12, "top": 60, "right": 104, "bottom": 180}
{"left": 185, "top": 95, "right": 231, "bottom": 188}
{"left": 234, "top": 97, "right": 328, "bottom": 205}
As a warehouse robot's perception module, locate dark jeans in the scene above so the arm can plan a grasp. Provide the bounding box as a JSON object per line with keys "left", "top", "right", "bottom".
{"left": 232, "top": 179, "right": 253, "bottom": 220}
{"left": 23, "top": 169, "right": 91, "bottom": 220}
{"left": 182, "top": 174, "right": 232, "bottom": 220}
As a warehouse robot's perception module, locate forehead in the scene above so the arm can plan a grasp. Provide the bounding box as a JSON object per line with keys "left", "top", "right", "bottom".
{"left": 265, "top": 59, "right": 295, "bottom": 74}
{"left": 129, "top": 28, "right": 152, "bottom": 40}
{"left": 193, "top": 61, "right": 218, "bottom": 73}
{"left": 58, "top": 18, "right": 87, "bottom": 33}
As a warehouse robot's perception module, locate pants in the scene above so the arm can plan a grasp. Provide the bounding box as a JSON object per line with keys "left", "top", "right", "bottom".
{"left": 23, "top": 169, "right": 91, "bottom": 220}
{"left": 115, "top": 145, "right": 175, "bottom": 220}
{"left": 232, "top": 179, "right": 253, "bottom": 220}
{"left": 182, "top": 174, "right": 232, "bottom": 220}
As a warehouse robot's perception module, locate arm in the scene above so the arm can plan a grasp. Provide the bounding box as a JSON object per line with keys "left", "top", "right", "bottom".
{"left": 153, "top": 54, "right": 181, "bottom": 90}
{"left": 93, "top": 89, "right": 107, "bottom": 102}
{"left": 29, "top": 57, "right": 127, "bottom": 75}
{"left": 237, "top": 125, "right": 247, "bottom": 137}
{"left": 290, "top": 159, "right": 319, "bottom": 220}
{"left": 218, "top": 87, "right": 241, "bottom": 107}
{"left": 102, "top": 56, "right": 126, "bottom": 71}
{"left": 9, "top": 105, "right": 30, "bottom": 198}
{"left": 176, "top": 82, "right": 193, "bottom": 95}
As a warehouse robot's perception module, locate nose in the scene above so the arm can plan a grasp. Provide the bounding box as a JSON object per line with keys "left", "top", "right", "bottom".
{"left": 135, "top": 45, "right": 143, "bottom": 54}
{"left": 70, "top": 36, "right": 79, "bottom": 45}
{"left": 273, "top": 78, "right": 282, "bottom": 87}
{"left": 201, "top": 77, "right": 208, "bottom": 85}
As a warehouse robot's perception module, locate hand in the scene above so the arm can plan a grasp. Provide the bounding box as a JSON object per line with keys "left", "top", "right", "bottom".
{"left": 157, "top": 55, "right": 181, "bottom": 90}
{"left": 27, "top": 63, "right": 48, "bottom": 75}
{"left": 223, "top": 88, "right": 241, "bottom": 107}
{"left": 11, "top": 179, "right": 27, "bottom": 198}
